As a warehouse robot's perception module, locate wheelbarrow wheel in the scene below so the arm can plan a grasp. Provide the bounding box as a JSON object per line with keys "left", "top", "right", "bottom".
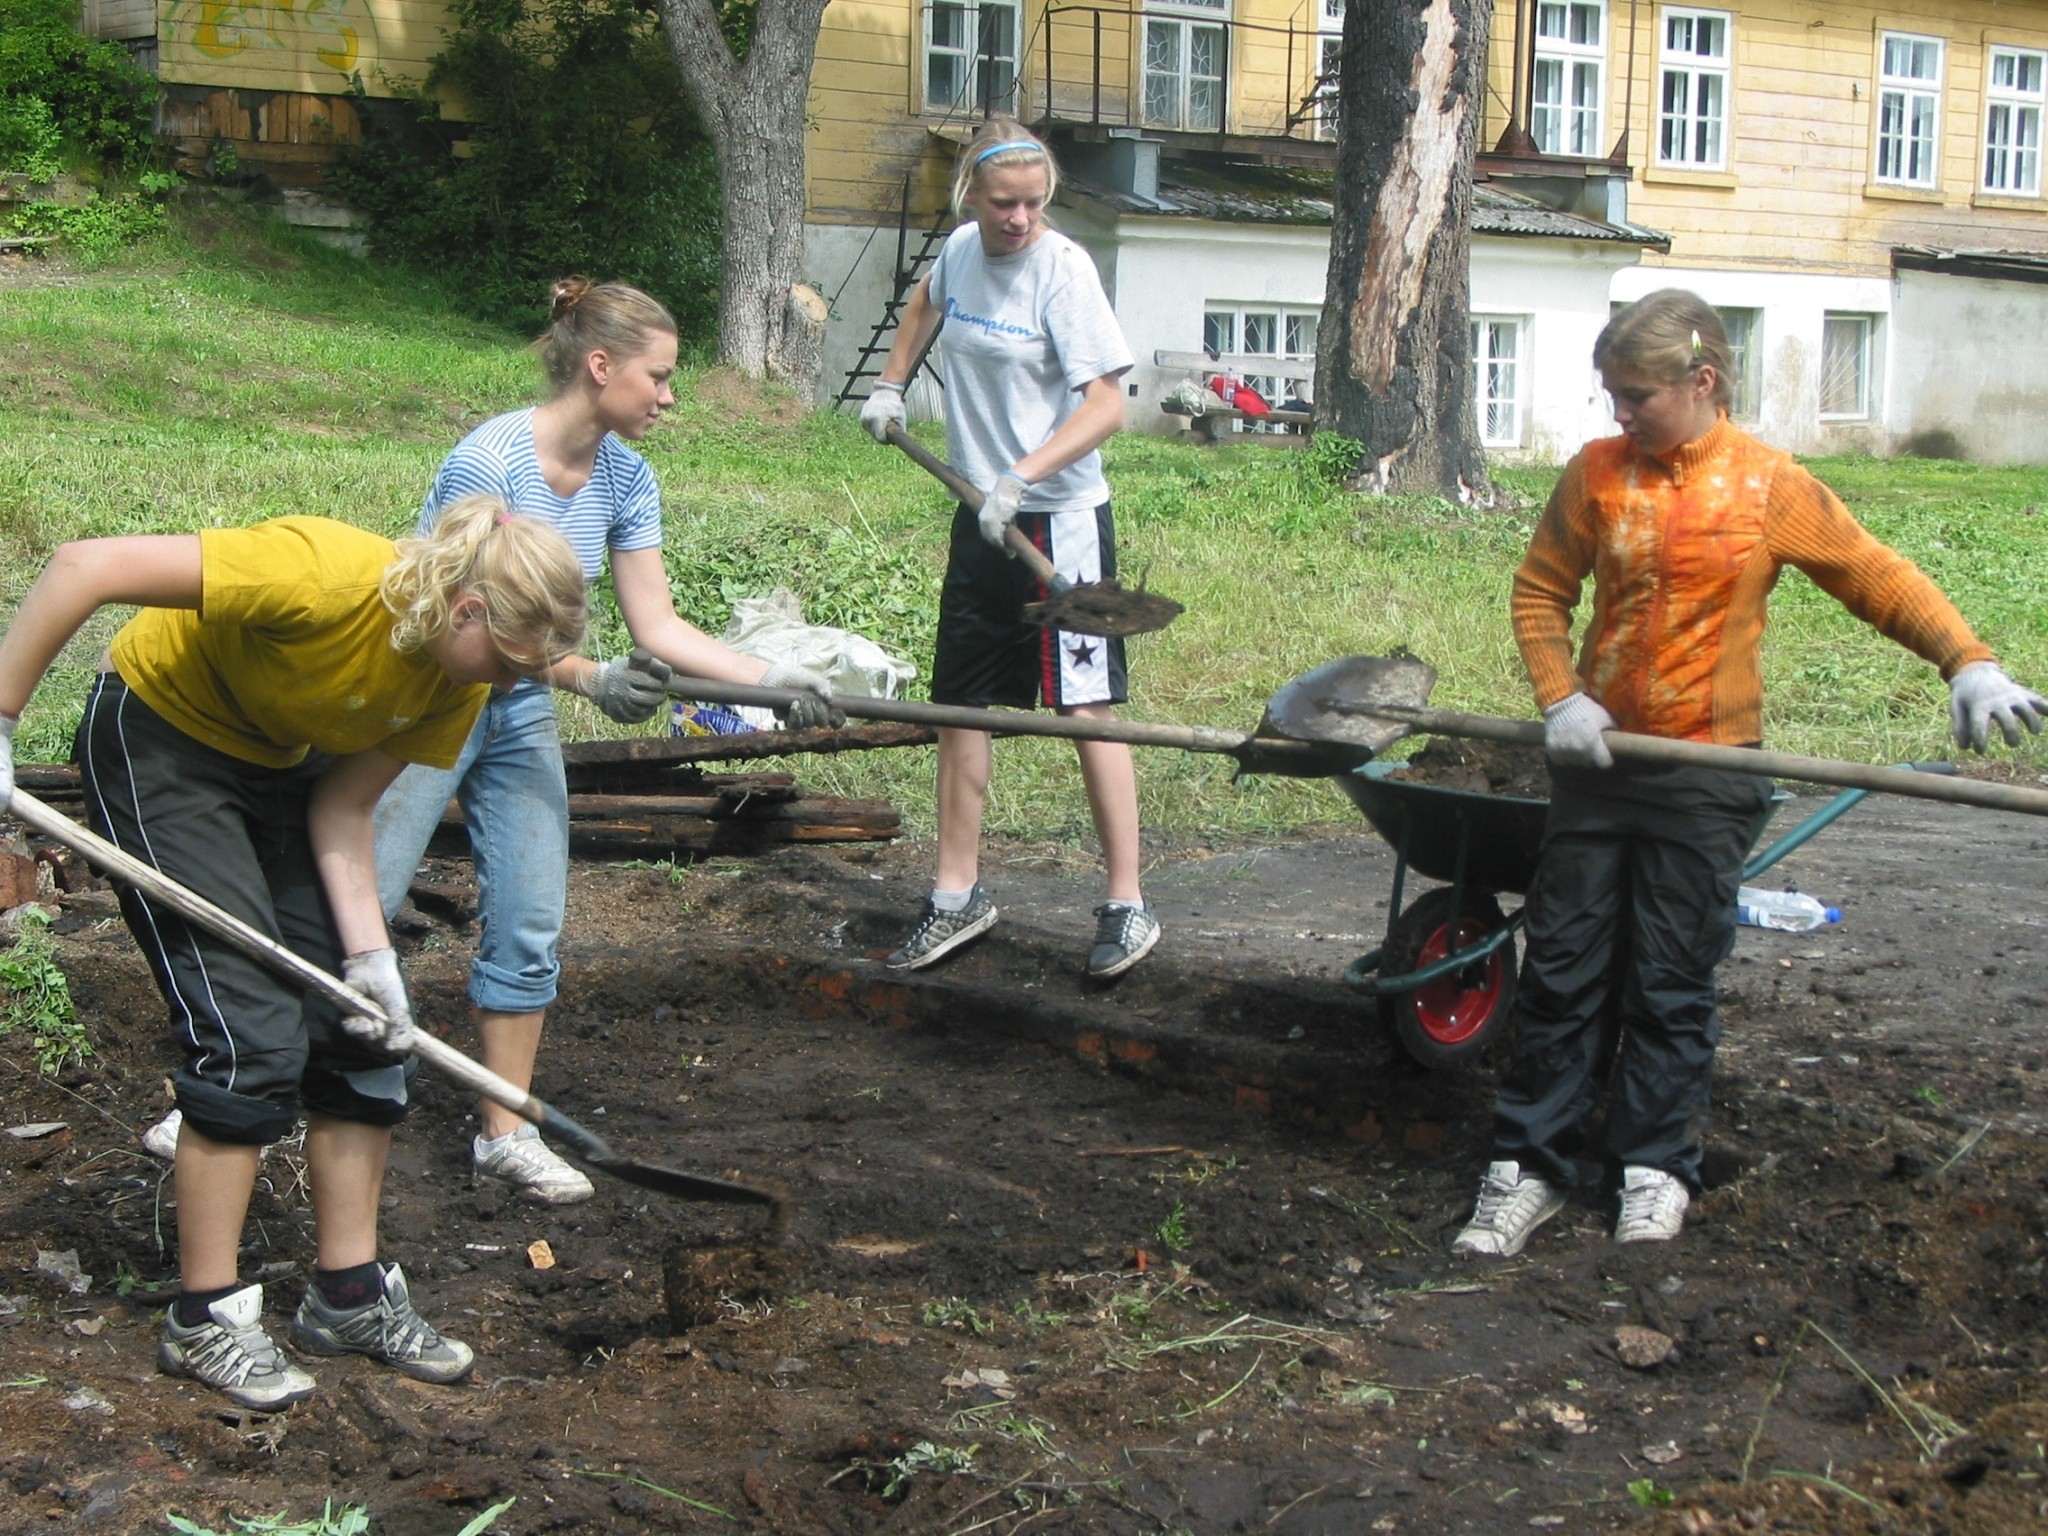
{"left": 1378, "top": 887, "right": 1517, "bottom": 1069}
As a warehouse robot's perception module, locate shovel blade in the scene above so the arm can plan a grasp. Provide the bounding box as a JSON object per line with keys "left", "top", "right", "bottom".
{"left": 1261, "top": 654, "right": 1439, "bottom": 755}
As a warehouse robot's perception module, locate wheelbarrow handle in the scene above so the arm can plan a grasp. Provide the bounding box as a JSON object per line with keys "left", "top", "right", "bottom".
{"left": 882, "top": 424, "right": 1070, "bottom": 594}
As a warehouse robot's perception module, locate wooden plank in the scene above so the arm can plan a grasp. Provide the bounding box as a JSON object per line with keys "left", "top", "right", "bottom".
{"left": 557, "top": 722, "right": 935, "bottom": 776}
{"left": 1154, "top": 350, "right": 1315, "bottom": 378}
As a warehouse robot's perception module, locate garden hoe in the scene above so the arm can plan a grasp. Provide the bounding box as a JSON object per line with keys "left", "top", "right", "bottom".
{"left": 884, "top": 423, "right": 1185, "bottom": 638}
{"left": 3, "top": 788, "right": 792, "bottom": 1229}
{"left": 1261, "top": 653, "right": 2048, "bottom": 818}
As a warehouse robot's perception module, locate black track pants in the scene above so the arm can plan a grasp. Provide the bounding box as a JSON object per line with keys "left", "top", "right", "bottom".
{"left": 1490, "top": 758, "right": 1774, "bottom": 1192}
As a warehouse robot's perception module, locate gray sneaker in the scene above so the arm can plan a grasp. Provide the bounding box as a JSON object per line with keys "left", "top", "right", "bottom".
{"left": 473, "top": 1124, "right": 595, "bottom": 1204}
{"left": 1088, "top": 902, "right": 1160, "bottom": 979}
{"left": 886, "top": 886, "right": 997, "bottom": 970}
{"left": 288, "top": 1262, "right": 475, "bottom": 1384}
{"left": 159, "top": 1283, "right": 316, "bottom": 1411}
{"left": 1451, "top": 1160, "right": 1567, "bottom": 1257}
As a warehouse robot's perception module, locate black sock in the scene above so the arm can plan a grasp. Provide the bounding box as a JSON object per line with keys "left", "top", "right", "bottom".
{"left": 175, "top": 1283, "right": 241, "bottom": 1329}
{"left": 314, "top": 1261, "right": 384, "bottom": 1311}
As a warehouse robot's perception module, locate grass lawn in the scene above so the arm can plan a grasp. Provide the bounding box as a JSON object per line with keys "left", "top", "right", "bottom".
{"left": 2, "top": 207, "right": 2042, "bottom": 849}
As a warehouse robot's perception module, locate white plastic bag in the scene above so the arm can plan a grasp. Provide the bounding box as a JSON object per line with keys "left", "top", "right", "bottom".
{"left": 718, "top": 590, "right": 918, "bottom": 729}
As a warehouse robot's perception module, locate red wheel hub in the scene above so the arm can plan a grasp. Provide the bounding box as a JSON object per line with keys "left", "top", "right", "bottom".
{"left": 1409, "top": 919, "right": 1505, "bottom": 1046}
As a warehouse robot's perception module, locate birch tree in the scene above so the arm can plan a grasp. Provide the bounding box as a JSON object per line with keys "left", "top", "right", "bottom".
{"left": 1313, "top": 0, "right": 1494, "bottom": 502}
{"left": 653, "top": 0, "right": 832, "bottom": 393}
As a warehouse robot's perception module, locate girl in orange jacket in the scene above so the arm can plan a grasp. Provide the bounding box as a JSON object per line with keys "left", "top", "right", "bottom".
{"left": 1453, "top": 289, "right": 2045, "bottom": 1259}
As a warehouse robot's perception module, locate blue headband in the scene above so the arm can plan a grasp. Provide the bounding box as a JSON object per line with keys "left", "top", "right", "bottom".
{"left": 975, "top": 140, "right": 1042, "bottom": 165}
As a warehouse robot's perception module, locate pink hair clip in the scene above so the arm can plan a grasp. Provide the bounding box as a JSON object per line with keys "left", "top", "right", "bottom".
{"left": 495, "top": 509, "right": 514, "bottom": 526}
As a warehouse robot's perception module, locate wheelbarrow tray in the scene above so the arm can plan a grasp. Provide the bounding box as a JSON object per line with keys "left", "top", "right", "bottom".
{"left": 1337, "top": 761, "right": 1549, "bottom": 896}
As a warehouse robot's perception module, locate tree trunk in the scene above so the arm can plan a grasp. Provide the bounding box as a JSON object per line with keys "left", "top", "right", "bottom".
{"left": 654, "top": 0, "right": 831, "bottom": 391}
{"left": 1314, "top": 0, "right": 1494, "bottom": 503}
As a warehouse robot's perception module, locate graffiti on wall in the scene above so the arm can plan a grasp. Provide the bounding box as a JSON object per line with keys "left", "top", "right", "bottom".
{"left": 173, "top": 0, "right": 381, "bottom": 77}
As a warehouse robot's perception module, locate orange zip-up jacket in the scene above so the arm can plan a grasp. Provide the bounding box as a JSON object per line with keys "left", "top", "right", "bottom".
{"left": 1512, "top": 417, "right": 1993, "bottom": 744}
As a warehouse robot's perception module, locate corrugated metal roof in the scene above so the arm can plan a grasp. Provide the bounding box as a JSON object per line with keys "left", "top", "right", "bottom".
{"left": 1063, "top": 161, "right": 1668, "bottom": 248}
{"left": 1893, "top": 245, "right": 2048, "bottom": 285}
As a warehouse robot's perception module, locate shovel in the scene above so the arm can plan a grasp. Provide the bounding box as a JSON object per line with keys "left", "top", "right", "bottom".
{"left": 1262, "top": 654, "right": 2048, "bottom": 818}
{"left": 645, "top": 661, "right": 1367, "bottom": 777}
{"left": 4, "top": 788, "right": 788, "bottom": 1217}
{"left": 883, "top": 424, "right": 1184, "bottom": 638}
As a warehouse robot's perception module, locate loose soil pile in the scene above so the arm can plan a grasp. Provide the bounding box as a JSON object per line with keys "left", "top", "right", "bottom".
{"left": 1389, "top": 737, "right": 1553, "bottom": 800}
{"left": 1, "top": 789, "right": 2045, "bottom": 1535}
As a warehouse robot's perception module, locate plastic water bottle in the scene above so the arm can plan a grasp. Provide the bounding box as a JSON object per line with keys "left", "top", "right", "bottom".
{"left": 1736, "top": 886, "right": 1841, "bottom": 932}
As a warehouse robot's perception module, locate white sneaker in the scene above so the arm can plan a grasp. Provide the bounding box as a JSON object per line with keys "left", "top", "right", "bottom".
{"left": 158, "top": 1283, "right": 316, "bottom": 1411}
{"left": 1615, "top": 1165, "right": 1690, "bottom": 1243}
{"left": 472, "top": 1124, "right": 594, "bottom": 1205}
{"left": 1452, "top": 1160, "right": 1567, "bottom": 1257}
{"left": 142, "top": 1108, "right": 182, "bottom": 1160}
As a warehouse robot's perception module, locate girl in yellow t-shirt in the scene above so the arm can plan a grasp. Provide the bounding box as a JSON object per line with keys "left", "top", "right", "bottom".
{"left": 0, "top": 495, "right": 585, "bottom": 1411}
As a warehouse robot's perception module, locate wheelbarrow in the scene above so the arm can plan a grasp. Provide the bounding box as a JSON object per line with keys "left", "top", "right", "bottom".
{"left": 1337, "top": 758, "right": 1956, "bottom": 1069}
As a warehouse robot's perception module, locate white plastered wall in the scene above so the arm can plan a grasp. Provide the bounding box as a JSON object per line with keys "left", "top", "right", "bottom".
{"left": 1610, "top": 266, "right": 1895, "bottom": 457}
{"left": 1886, "top": 270, "right": 2048, "bottom": 465}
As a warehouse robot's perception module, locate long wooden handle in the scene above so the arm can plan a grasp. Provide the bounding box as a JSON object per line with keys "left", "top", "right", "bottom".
{"left": 5, "top": 788, "right": 558, "bottom": 1126}
{"left": 658, "top": 672, "right": 1357, "bottom": 771}
{"left": 1383, "top": 705, "right": 2048, "bottom": 817}
{"left": 883, "top": 424, "right": 1065, "bottom": 588}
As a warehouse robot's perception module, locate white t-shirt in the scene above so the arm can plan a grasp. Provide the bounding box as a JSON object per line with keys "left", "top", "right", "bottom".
{"left": 928, "top": 223, "right": 1134, "bottom": 514}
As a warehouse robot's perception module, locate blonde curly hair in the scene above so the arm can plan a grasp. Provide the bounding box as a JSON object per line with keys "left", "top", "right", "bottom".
{"left": 381, "top": 494, "right": 587, "bottom": 673}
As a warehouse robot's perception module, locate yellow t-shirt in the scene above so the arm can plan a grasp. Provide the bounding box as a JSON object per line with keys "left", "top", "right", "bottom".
{"left": 111, "top": 517, "right": 488, "bottom": 770}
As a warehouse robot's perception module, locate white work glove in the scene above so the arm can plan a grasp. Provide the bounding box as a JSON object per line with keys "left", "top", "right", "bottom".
{"left": 1948, "top": 660, "right": 2048, "bottom": 752}
{"left": 858, "top": 381, "right": 907, "bottom": 443}
{"left": 761, "top": 663, "right": 843, "bottom": 732}
{"left": 0, "top": 712, "right": 14, "bottom": 807}
{"left": 1542, "top": 692, "right": 1617, "bottom": 770}
{"left": 978, "top": 471, "right": 1031, "bottom": 554}
{"left": 340, "top": 948, "right": 416, "bottom": 1053}
{"left": 586, "top": 653, "right": 671, "bottom": 724}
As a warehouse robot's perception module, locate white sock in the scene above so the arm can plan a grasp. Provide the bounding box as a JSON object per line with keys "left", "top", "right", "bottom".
{"left": 931, "top": 886, "right": 975, "bottom": 913}
{"left": 1102, "top": 898, "right": 1143, "bottom": 912}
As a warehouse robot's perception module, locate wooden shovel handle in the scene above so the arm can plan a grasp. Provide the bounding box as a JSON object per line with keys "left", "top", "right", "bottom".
{"left": 883, "top": 424, "right": 1066, "bottom": 590}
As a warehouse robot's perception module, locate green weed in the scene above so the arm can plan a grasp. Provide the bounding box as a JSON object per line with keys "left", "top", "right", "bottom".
{"left": 1626, "top": 1478, "right": 1674, "bottom": 1508}
{"left": 0, "top": 907, "right": 87, "bottom": 1074}
{"left": 921, "top": 1297, "right": 992, "bottom": 1335}
{"left": 1155, "top": 1201, "right": 1191, "bottom": 1252}
{"left": 165, "top": 1499, "right": 517, "bottom": 1535}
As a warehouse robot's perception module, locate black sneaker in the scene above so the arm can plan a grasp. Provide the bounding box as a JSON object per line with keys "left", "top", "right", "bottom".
{"left": 288, "top": 1262, "right": 475, "bottom": 1384}
{"left": 885, "top": 886, "right": 998, "bottom": 969}
{"left": 1088, "top": 902, "right": 1160, "bottom": 979}
{"left": 159, "top": 1283, "right": 317, "bottom": 1411}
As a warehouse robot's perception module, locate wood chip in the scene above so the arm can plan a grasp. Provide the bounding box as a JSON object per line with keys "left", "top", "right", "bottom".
{"left": 527, "top": 1240, "right": 556, "bottom": 1270}
{"left": 4, "top": 1122, "right": 67, "bottom": 1139}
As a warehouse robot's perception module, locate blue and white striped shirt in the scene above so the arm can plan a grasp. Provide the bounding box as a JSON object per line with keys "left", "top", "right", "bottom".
{"left": 419, "top": 408, "right": 663, "bottom": 580}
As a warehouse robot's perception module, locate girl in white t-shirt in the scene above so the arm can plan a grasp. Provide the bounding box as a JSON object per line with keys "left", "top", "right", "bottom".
{"left": 862, "top": 121, "right": 1159, "bottom": 980}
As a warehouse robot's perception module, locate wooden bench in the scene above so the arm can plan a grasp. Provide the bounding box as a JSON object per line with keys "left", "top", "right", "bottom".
{"left": 1153, "top": 348, "right": 1314, "bottom": 443}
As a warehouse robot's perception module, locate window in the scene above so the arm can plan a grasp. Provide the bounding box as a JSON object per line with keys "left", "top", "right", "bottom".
{"left": 1875, "top": 33, "right": 1942, "bottom": 187}
{"left": 1471, "top": 317, "right": 1525, "bottom": 446}
{"left": 1533, "top": 0, "right": 1605, "bottom": 156}
{"left": 1819, "top": 313, "right": 1874, "bottom": 419}
{"left": 925, "top": 1, "right": 1019, "bottom": 114}
{"left": 1657, "top": 8, "right": 1730, "bottom": 168}
{"left": 1315, "top": 34, "right": 1343, "bottom": 141}
{"left": 1983, "top": 46, "right": 2045, "bottom": 195}
{"left": 1718, "top": 306, "right": 1760, "bottom": 420}
{"left": 1145, "top": 1, "right": 1228, "bottom": 132}
{"left": 1203, "top": 305, "right": 1318, "bottom": 428}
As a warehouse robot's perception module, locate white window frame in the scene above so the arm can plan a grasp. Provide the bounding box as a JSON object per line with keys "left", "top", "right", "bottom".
{"left": 1203, "top": 304, "right": 1319, "bottom": 431}
{"left": 1819, "top": 312, "right": 1876, "bottom": 421}
{"left": 1717, "top": 306, "right": 1761, "bottom": 420}
{"left": 1471, "top": 315, "right": 1527, "bottom": 447}
{"left": 923, "top": 0, "right": 1021, "bottom": 115}
{"left": 1315, "top": 33, "right": 1343, "bottom": 141}
{"left": 1982, "top": 45, "right": 2045, "bottom": 196}
{"left": 1144, "top": 5, "right": 1228, "bottom": 133}
{"left": 1532, "top": 0, "right": 1606, "bottom": 157}
{"left": 1656, "top": 7, "right": 1731, "bottom": 170}
{"left": 1874, "top": 32, "right": 1943, "bottom": 188}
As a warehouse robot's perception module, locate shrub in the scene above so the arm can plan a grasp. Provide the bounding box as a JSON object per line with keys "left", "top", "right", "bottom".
{"left": 329, "top": 0, "right": 722, "bottom": 338}
{"left": 0, "top": 0, "right": 158, "bottom": 168}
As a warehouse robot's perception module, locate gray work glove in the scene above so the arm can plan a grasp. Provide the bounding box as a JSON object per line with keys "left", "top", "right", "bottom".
{"left": 978, "top": 471, "right": 1031, "bottom": 554}
{"left": 1948, "top": 661, "right": 2048, "bottom": 752}
{"left": 586, "top": 653, "right": 672, "bottom": 725}
{"left": 0, "top": 712, "right": 14, "bottom": 808}
{"left": 760, "top": 663, "right": 843, "bottom": 731}
{"left": 340, "top": 948, "right": 417, "bottom": 1053}
{"left": 1542, "top": 692, "right": 1616, "bottom": 770}
{"left": 858, "top": 381, "right": 907, "bottom": 443}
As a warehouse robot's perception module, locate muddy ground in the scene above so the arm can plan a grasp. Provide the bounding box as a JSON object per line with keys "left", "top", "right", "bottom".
{"left": 3, "top": 776, "right": 2047, "bottom": 1536}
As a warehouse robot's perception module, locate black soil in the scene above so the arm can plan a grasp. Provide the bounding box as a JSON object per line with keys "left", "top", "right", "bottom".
{"left": 3, "top": 785, "right": 2046, "bottom": 1535}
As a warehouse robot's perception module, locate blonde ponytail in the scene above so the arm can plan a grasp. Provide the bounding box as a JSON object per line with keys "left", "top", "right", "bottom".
{"left": 381, "top": 495, "right": 588, "bottom": 672}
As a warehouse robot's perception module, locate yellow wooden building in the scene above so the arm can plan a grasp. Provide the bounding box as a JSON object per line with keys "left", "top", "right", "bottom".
{"left": 79, "top": 0, "right": 2048, "bottom": 458}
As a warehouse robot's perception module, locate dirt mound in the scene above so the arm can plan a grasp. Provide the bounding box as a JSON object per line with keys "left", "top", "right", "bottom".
{"left": 1390, "top": 734, "right": 1552, "bottom": 798}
